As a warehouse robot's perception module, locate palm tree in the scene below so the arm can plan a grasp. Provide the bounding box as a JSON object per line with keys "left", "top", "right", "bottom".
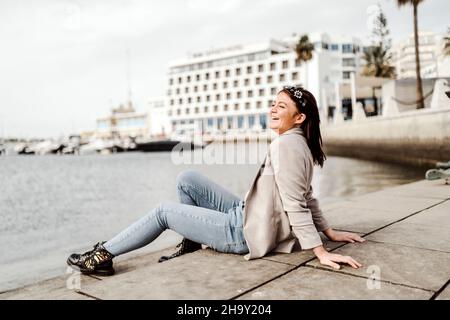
{"left": 363, "top": 46, "right": 396, "bottom": 78}
{"left": 397, "top": 0, "right": 425, "bottom": 109}
{"left": 295, "top": 34, "right": 314, "bottom": 89}
{"left": 363, "top": 6, "right": 396, "bottom": 79}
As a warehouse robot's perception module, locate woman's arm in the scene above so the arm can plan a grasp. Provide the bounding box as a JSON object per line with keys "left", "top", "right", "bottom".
{"left": 305, "top": 187, "right": 329, "bottom": 232}
{"left": 270, "top": 138, "right": 323, "bottom": 250}
{"left": 313, "top": 245, "right": 362, "bottom": 269}
{"left": 323, "top": 228, "right": 366, "bottom": 243}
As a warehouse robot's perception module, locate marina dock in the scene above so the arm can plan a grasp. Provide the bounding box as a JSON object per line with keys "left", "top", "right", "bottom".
{"left": 1, "top": 178, "right": 449, "bottom": 300}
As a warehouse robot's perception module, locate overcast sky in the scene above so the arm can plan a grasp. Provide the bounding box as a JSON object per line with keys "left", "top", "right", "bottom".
{"left": 0, "top": 0, "right": 448, "bottom": 138}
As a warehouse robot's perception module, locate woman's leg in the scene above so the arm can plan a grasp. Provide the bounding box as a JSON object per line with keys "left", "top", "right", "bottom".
{"left": 103, "top": 201, "right": 248, "bottom": 257}
{"left": 176, "top": 170, "right": 242, "bottom": 212}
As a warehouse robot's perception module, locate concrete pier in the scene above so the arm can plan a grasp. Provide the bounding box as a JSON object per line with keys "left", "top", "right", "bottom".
{"left": 321, "top": 107, "right": 450, "bottom": 168}
{"left": 1, "top": 179, "right": 449, "bottom": 300}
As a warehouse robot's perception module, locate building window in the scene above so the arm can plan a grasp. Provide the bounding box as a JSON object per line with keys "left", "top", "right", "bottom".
{"left": 227, "top": 116, "right": 233, "bottom": 129}
{"left": 236, "top": 91, "right": 242, "bottom": 99}
{"left": 343, "top": 71, "right": 351, "bottom": 79}
{"left": 259, "top": 88, "right": 265, "bottom": 96}
{"left": 267, "top": 75, "right": 273, "bottom": 83}
{"left": 207, "top": 118, "right": 213, "bottom": 127}
{"left": 244, "top": 78, "right": 250, "bottom": 86}
{"left": 203, "top": 84, "right": 208, "bottom": 91}
{"left": 185, "top": 108, "right": 190, "bottom": 114}
{"left": 187, "top": 75, "right": 191, "bottom": 83}
{"left": 177, "top": 109, "right": 181, "bottom": 115}
{"left": 216, "top": 94, "right": 221, "bottom": 101}
{"left": 270, "top": 62, "right": 276, "bottom": 71}
{"left": 342, "top": 44, "right": 353, "bottom": 53}
{"left": 255, "top": 77, "right": 261, "bottom": 85}
{"left": 205, "top": 73, "right": 210, "bottom": 80}
{"left": 259, "top": 114, "right": 267, "bottom": 129}
{"left": 217, "top": 117, "right": 223, "bottom": 130}
{"left": 188, "top": 97, "right": 192, "bottom": 104}
{"left": 178, "top": 77, "right": 182, "bottom": 84}
{"left": 225, "top": 69, "right": 230, "bottom": 77}
{"left": 331, "top": 44, "right": 339, "bottom": 51}
{"left": 169, "top": 78, "right": 173, "bottom": 85}
{"left": 235, "top": 68, "right": 241, "bottom": 76}
{"left": 267, "top": 100, "right": 273, "bottom": 108}
{"left": 245, "top": 102, "right": 250, "bottom": 109}
{"left": 176, "top": 88, "right": 180, "bottom": 94}
{"left": 197, "top": 96, "right": 201, "bottom": 103}
{"left": 185, "top": 87, "right": 189, "bottom": 93}
{"left": 282, "top": 60, "right": 289, "bottom": 69}
{"left": 196, "top": 74, "right": 200, "bottom": 81}
{"left": 258, "top": 64, "right": 264, "bottom": 72}
{"left": 224, "top": 104, "right": 229, "bottom": 111}
{"left": 223, "top": 81, "right": 228, "bottom": 89}
{"left": 170, "top": 99, "right": 174, "bottom": 106}
{"left": 249, "top": 115, "right": 255, "bottom": 128}
{"left": 247, "top": 90, "right": 253, "bottom": 98}
{"left": 279, "top": 74, "right": 286, "bottom": 82}
{"left": 233, "top": 80, "right": 239, "bottom": 87}
{"left": 226, "top": 92, "right": 231, "bottom": 99}
{"left": 256, "top": 101, "right": 262, "bottom": 109}
{"left": 179, "top": 98, "right": 183, "bottom": 104}
{"left": 194, "top": 86, "right": 198, "bottom": 92}
{"left": 206, "top": 95, "right": 210, "bottom": 102}
{"left": 195, "top": 107, "right": 199, "bottom": 114}
{"left": 237, "top": 115, "right": 244, "bottom": 128}
{"left": 343, "top": 58, "right": 356, "bottom": 67}
{"left": 204, "top": 106, "right": 209, "bottom": 113}
{"left": 295, "top": 59, "right": 301, "bottom": 67}
{"left": 234, "top": 103, "right": 239, "bottom": 111}
{"left": 271, "top": 87, "right": 277, "bottom": 95}
{"left": 214, "top": 105, "right": 219, "bottom": 112}
{"left": 215, "top": 71, "right": 220, "bottom": 78}
{"left": 213, "top": 83, "right": 218, "bottom": 90}
{"left": 292, "top": 72, "right": 298, "bottom": 80}
{"left": 247, "top": 66, "right": 252, "bottom": 74}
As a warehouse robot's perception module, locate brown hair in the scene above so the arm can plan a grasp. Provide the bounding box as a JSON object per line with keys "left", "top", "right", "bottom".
{"left": 279, "top": 87, "right": 326, "bottom": 167}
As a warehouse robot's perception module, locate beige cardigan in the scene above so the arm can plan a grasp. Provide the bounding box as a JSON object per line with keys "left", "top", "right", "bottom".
{"left": 243, "top": 127, "right": 329, "bottom": 260}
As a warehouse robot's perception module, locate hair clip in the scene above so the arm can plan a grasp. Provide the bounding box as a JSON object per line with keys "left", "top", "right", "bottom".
{"left": 284, "top": 86, "right": 307, "bottom": 107}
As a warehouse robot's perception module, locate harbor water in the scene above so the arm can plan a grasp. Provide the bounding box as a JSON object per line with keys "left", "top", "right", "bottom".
{"left": 0, "top": 145, "right": 424, "bottom": 292}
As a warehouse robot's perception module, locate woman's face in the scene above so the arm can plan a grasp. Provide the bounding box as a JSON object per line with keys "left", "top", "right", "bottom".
{"left": 269, "top": 92, "right": 305, "bottom": 134}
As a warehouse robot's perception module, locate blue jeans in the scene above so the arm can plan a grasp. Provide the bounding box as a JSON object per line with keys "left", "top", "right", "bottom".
{"left": 104, "top": 170, "right": 249, "bottom": 256}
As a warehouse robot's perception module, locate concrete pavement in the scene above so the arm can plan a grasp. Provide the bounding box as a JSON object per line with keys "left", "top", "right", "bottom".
{"left": 1, "top": 179, "right": 449, "bottom": 300}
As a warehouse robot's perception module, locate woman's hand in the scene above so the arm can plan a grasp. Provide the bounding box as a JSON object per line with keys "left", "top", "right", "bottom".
{"left": 324, "top": 228, "right": 365, "bottom": 243}
{"left": 313, "top": 245, "right": 362, "bottom": 270}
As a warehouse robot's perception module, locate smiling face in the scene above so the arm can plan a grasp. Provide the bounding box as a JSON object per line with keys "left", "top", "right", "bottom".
{"left": 269, "top": 91, "right": 306, "bottom": 134}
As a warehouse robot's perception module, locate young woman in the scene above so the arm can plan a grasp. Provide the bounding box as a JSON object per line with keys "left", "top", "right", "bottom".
{"left": 67, "top": 86, "right": 364, "bottom": 276}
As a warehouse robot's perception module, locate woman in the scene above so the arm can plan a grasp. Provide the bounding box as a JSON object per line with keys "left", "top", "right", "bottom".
{"left": 67, "top": 86, "right": 364, "bottom": 276}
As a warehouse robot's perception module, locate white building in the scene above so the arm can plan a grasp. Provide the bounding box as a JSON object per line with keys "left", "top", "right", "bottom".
{"left": 148, "top": 97, "right": 170, "bottom": 138}
{"left": 165, "top": 33, "right": 368, "bottom": 139}
{"left": 96, "top": 102, "right": 150, "bottom": 139}
{"left": 392, "top": 31, "right": 450, "bottom": 79}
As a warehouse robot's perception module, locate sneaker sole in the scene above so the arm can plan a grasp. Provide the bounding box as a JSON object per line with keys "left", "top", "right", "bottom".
{"left": 66, "top": 258, "right": 115, "bottom": 276}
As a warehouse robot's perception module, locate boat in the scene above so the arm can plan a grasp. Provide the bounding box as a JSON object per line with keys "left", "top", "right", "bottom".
{"left": 135, "top": 139, "right": 202, "bottom": 152}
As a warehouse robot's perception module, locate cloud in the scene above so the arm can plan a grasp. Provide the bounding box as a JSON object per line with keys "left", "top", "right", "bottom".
{"left": 0, "top": 0, "right": 449, "bottom": 137}
{"left": 186, "top": 0, "right": 242, "bottom": 14}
